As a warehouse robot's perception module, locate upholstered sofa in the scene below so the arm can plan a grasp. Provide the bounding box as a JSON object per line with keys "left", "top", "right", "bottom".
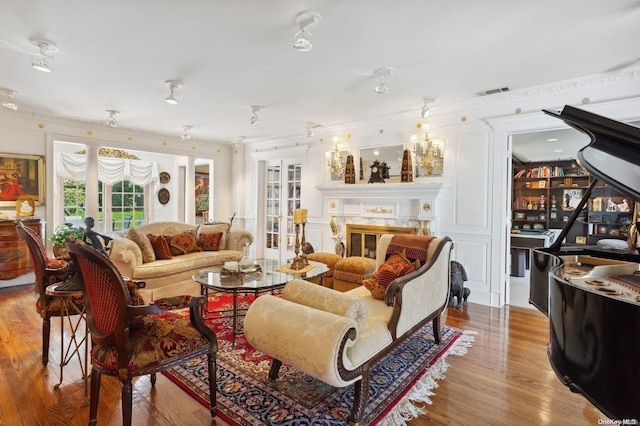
{"left": 107, "top": 221, "right": 253, "bottom": 302}
{"left": 245, "top": 234, "right": 453, "bottom": 425}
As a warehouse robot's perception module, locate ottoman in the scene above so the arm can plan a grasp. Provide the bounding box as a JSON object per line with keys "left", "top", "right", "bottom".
{"left": 306, "top": 252, "right": 344, "bottom": 289}
{"left": 333, "top": 256, "right": 376, "bottom": 292}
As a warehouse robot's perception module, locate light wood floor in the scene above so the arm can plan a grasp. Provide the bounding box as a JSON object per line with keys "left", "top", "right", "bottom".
{"left": 0, "top": 284, "right": 606, "bottom": 426}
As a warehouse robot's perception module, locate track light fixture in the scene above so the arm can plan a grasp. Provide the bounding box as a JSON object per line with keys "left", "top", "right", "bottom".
{"left": 306, "top": 122, "right": 318, "bottom": 137}
{"left": 421, "top": 97, "right": 436, "bottom": 119}
{"left": 105, "top": 110, "right": 119, "bottom": 128}
{"left": 1, "top": 89, "right": 18, "bottom": 111}
{"left": 30, "top": 38, "right": 58, "bottom": 72}
{"left": 181, "top": 125, "right": 192, "bottom": 140}
{"left": 293, "top": 11, "right": 321, "bottom": 52}
{"left": 374, "top": 67, "right": 396, "bottom": 94}
{"left": 250, "top": 106, "right": 261, "bottom": 125}
{"left": 165, "top": 80, "right": 182, "bottom": 105}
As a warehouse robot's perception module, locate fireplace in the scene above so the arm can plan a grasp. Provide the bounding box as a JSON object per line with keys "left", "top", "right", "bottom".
{"left": 346, "top": 224, "right": 416, "bottom": 258}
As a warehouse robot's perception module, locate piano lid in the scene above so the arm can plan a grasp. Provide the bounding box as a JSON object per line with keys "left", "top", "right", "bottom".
{"left": 543, "top": 106, "right": 640, "bottom": 200}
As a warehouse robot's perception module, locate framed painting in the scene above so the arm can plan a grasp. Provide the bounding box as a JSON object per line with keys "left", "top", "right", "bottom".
{"left": 0, "top": 153, "right": 45, "bottom": 207}
{"left": 195, "top": 172, "right": 210, "bottom": 215}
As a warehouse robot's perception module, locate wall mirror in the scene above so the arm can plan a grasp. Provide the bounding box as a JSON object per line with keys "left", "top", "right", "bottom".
{"left": 359, "top": 144, "right": 404, "bottom": 182}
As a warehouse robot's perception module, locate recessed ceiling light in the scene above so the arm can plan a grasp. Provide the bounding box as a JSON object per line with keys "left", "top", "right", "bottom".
{"left": 553, "top": 149, "right": 564, "bottom": 153}
{"left": 546, "top": 138, "right": 559, "bottom": 142}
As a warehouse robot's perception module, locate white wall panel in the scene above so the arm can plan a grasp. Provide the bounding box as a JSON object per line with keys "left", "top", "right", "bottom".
{"left": 453, "top": 132, "right": 491, "bottom": 231}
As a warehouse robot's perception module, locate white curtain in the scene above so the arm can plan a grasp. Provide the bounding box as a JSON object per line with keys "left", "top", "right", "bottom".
{"left": 56, "top": 153, "right": 159, "bottom": 186}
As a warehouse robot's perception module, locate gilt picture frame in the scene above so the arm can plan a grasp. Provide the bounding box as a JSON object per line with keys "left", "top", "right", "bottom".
{"left": 0, "top": 153, "right": 45, "bottom": 207}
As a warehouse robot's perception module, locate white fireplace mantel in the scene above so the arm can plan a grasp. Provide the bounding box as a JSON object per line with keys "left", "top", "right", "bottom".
{"left": 316, "top": 182, "right": 448, "bottom": 200}
{"left": 316, "top": 182, "right": 451, "bottom": 225}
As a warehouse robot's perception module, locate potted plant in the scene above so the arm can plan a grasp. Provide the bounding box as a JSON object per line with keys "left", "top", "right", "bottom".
{"left": 50, "top": 223, "right": 84, "bottom": 260}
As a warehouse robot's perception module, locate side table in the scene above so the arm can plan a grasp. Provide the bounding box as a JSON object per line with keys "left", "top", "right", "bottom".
{"left": 45, "top": 283, "right": 89, "bottom": 405}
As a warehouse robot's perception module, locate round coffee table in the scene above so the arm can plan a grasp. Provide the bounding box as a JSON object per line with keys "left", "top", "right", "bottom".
{"left": 193, "top": 259, "right": 329, "bottom": 344}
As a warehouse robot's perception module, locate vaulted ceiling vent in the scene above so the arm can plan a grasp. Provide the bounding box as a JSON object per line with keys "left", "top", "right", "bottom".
{"left": 477, "top": 87, "right": 510, "bottom": 96}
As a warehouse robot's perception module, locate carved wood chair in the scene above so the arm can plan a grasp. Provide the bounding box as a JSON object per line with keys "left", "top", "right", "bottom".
{"left": 66, "top": 242, "right": 218, "bottom": 425}
{"left": 16, "top": 221, "right": 75, "bottom": 365}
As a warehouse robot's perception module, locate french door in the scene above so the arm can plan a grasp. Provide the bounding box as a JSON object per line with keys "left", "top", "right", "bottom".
{"left": 264, "top": 160, "right": 302, "bottom": 260}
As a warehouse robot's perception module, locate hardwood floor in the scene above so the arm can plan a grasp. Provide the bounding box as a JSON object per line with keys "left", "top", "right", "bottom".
{"left": 0, "top": 284, "right": 606, "bottom": 425}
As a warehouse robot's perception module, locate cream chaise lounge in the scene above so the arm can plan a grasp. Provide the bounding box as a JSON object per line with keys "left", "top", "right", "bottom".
{"left": 244, "top": 234, "right": 453, "bottom": 425}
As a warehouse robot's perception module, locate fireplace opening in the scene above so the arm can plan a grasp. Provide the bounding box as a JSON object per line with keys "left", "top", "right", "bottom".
{"left": 346, "top": 224, "right": 416, "bottom": 258}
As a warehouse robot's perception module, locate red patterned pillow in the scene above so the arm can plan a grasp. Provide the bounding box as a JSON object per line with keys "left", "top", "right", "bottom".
{"left": 363, "top": 250, "right": 420, "bottom": 300}
{"left": 167, "top": 230, "right": 201, "bottom": 256}
{"left": 147, "top": 234, "right": 173, "bottom": 260}
{"left": 198, "top": 231, "right": 224, "bottom": 251}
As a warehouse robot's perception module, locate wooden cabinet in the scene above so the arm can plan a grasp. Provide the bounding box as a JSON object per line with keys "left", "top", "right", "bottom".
{"left": 0, "top": 218, "right": 44, "bottom": 281}
{"left": 512, "top": 161, "right": 635, "bottom": 245}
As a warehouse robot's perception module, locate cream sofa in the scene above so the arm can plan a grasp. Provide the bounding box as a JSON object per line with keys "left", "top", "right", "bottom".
{"left": 245, "top": 234, "right": 453, "bottom": 425}
{"left": 107, "top": 221, "right": 253, "bottom": 302}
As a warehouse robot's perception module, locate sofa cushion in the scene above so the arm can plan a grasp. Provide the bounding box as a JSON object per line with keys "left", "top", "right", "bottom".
{"left": 363, "top": 250, "right": 418, "bottom": 300}
{"left": 148, "top": 234, "right": 173, "bottom": 260}
{"left": 167, "top": 230, "right": 201, "bottom": 256}
{"left": 127, "top": 228, "right": 156, "bottom": 263}
{"left": 385, "top": 234, "right": 434, "bottom": 263}
{"left": 197, "top": 222, "right": 230, "bottom": 250}
{"left": 198, "top": 231, "right": 224, "bottom": 251}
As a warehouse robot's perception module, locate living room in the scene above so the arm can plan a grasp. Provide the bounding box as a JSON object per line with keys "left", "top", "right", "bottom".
{"left": 1, "top": 1, "right": 639, "bottom": 424}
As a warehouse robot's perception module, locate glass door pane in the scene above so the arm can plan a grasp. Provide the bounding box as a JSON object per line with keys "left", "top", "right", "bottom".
{"left": 264, "top": 161, "right": 302, "bottom": 260}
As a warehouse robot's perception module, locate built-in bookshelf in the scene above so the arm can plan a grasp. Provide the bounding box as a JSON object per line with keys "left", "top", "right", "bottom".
{"left": 512, "top": 160, "right": 635, "bottom": 245}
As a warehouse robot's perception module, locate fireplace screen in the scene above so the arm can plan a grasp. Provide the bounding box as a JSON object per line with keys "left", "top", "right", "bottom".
{"left": 346, "top": 224, "right": 416, "bottom": 258}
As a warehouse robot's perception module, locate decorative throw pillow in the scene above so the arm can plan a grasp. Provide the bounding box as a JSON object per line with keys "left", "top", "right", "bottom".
{"left": 363, "top": 250, "right": 420, "bottom": 300}
{"left": 198, "top": 231, "right": 224, "bottom": 251}
{"left": 127, "top": 228, "right": 156, "bottom": 263}
{"left": 167, "top": 230, "right": 201, "bottom": 256}
{"left": 147, "top": 234, "right": 173, "bottom": 260}
{"left": 124, "top": 279, "right": 146, "bottom": 306}
{"left": 197, "top": 222, "right": 230, "bottom": 250}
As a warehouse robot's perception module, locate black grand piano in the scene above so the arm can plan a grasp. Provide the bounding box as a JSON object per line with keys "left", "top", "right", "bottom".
{"left": 529, "top": 105, "right": 640, "bottom": 421}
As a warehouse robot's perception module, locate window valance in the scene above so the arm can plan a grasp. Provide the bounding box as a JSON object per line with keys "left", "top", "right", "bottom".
{"left": 56, "top": 153, "right": 159, "bottom": 185}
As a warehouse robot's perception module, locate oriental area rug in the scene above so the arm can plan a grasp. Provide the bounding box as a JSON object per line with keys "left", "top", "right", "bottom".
{"left": 162, "top": 294, "right": 475, "bottom": 426}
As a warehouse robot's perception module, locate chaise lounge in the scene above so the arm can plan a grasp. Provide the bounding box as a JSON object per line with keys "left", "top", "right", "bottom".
{"left": 244, "top": 234, "right": 453, "bottom": 425}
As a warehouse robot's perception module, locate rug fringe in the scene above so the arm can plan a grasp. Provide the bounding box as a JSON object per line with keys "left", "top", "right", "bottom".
{"left": 378, "top": 329, "right": 476, "bottom": 426}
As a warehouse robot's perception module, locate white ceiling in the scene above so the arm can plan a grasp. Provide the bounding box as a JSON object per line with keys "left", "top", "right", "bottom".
{"left": 1, "top": 0, "right": 639, "bottom": 144}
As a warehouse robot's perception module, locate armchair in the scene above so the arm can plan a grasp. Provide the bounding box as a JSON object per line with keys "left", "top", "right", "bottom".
{"left": 67, "top": 242, "right": 218, "bottom": 426}
{"left": 245, "top": 234, "right": 453, "bottom": 425}
{"left": 16, "top": 221, "right": 74, "bottom": 366}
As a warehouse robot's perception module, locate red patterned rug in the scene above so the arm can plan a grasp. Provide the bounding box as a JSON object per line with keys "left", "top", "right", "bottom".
{"left": 162, "top": 294, "right": 474, "bottom": 425}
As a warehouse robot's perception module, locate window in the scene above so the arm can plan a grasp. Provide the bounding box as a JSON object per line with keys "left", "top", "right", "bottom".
{"left": 63, "top": 178, "right": 85, "bottom": 228}
{"left": 63, "top": 178, "right": 145, "bottom": 232}
{"left": 110, "top": 180, "right": 145, "bottom": 230}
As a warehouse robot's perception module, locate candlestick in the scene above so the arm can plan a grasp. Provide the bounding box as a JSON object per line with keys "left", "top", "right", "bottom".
{"left": 300, "top": 208, "right": 308, "bottom": 223}
{"left": 293, "top": 209, "right": 303, "bottom": 224}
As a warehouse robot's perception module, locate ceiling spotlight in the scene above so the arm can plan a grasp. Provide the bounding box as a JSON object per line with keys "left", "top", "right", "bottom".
{"left": 1, "top": 89, "right": 18, "bottom": 111}
{"left": 165, "top": 80, "right": 182, "bottom": 105}
{"left": 30, "top": 38, "right": 58, "bottom": 72}
{"left": 306, "top": 122, "right": 318, "bottom": 137}
{"left": 421, "top": 97, "right": 436, "bottom": 119}
{"left": 374, "top": 67, "right": 395, "bottom": 94}
{"left": 181, "top": 125, "right": 192, "bottom": 140}
{"left": 250, "top": 106, "right": 261, "bottom": 125}
{"left": 105, "top": 110, "right": 119, "bottom": 128}
{"left": 293, "top": 11, "right": 321, "bottom": 52}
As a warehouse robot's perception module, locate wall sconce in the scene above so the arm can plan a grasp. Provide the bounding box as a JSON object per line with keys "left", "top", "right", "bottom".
{"left": 328, "top": 144, "right": 345, "bottom": 180}
{"left": 412, "top": 132, "right": 444, "bottom": 176}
